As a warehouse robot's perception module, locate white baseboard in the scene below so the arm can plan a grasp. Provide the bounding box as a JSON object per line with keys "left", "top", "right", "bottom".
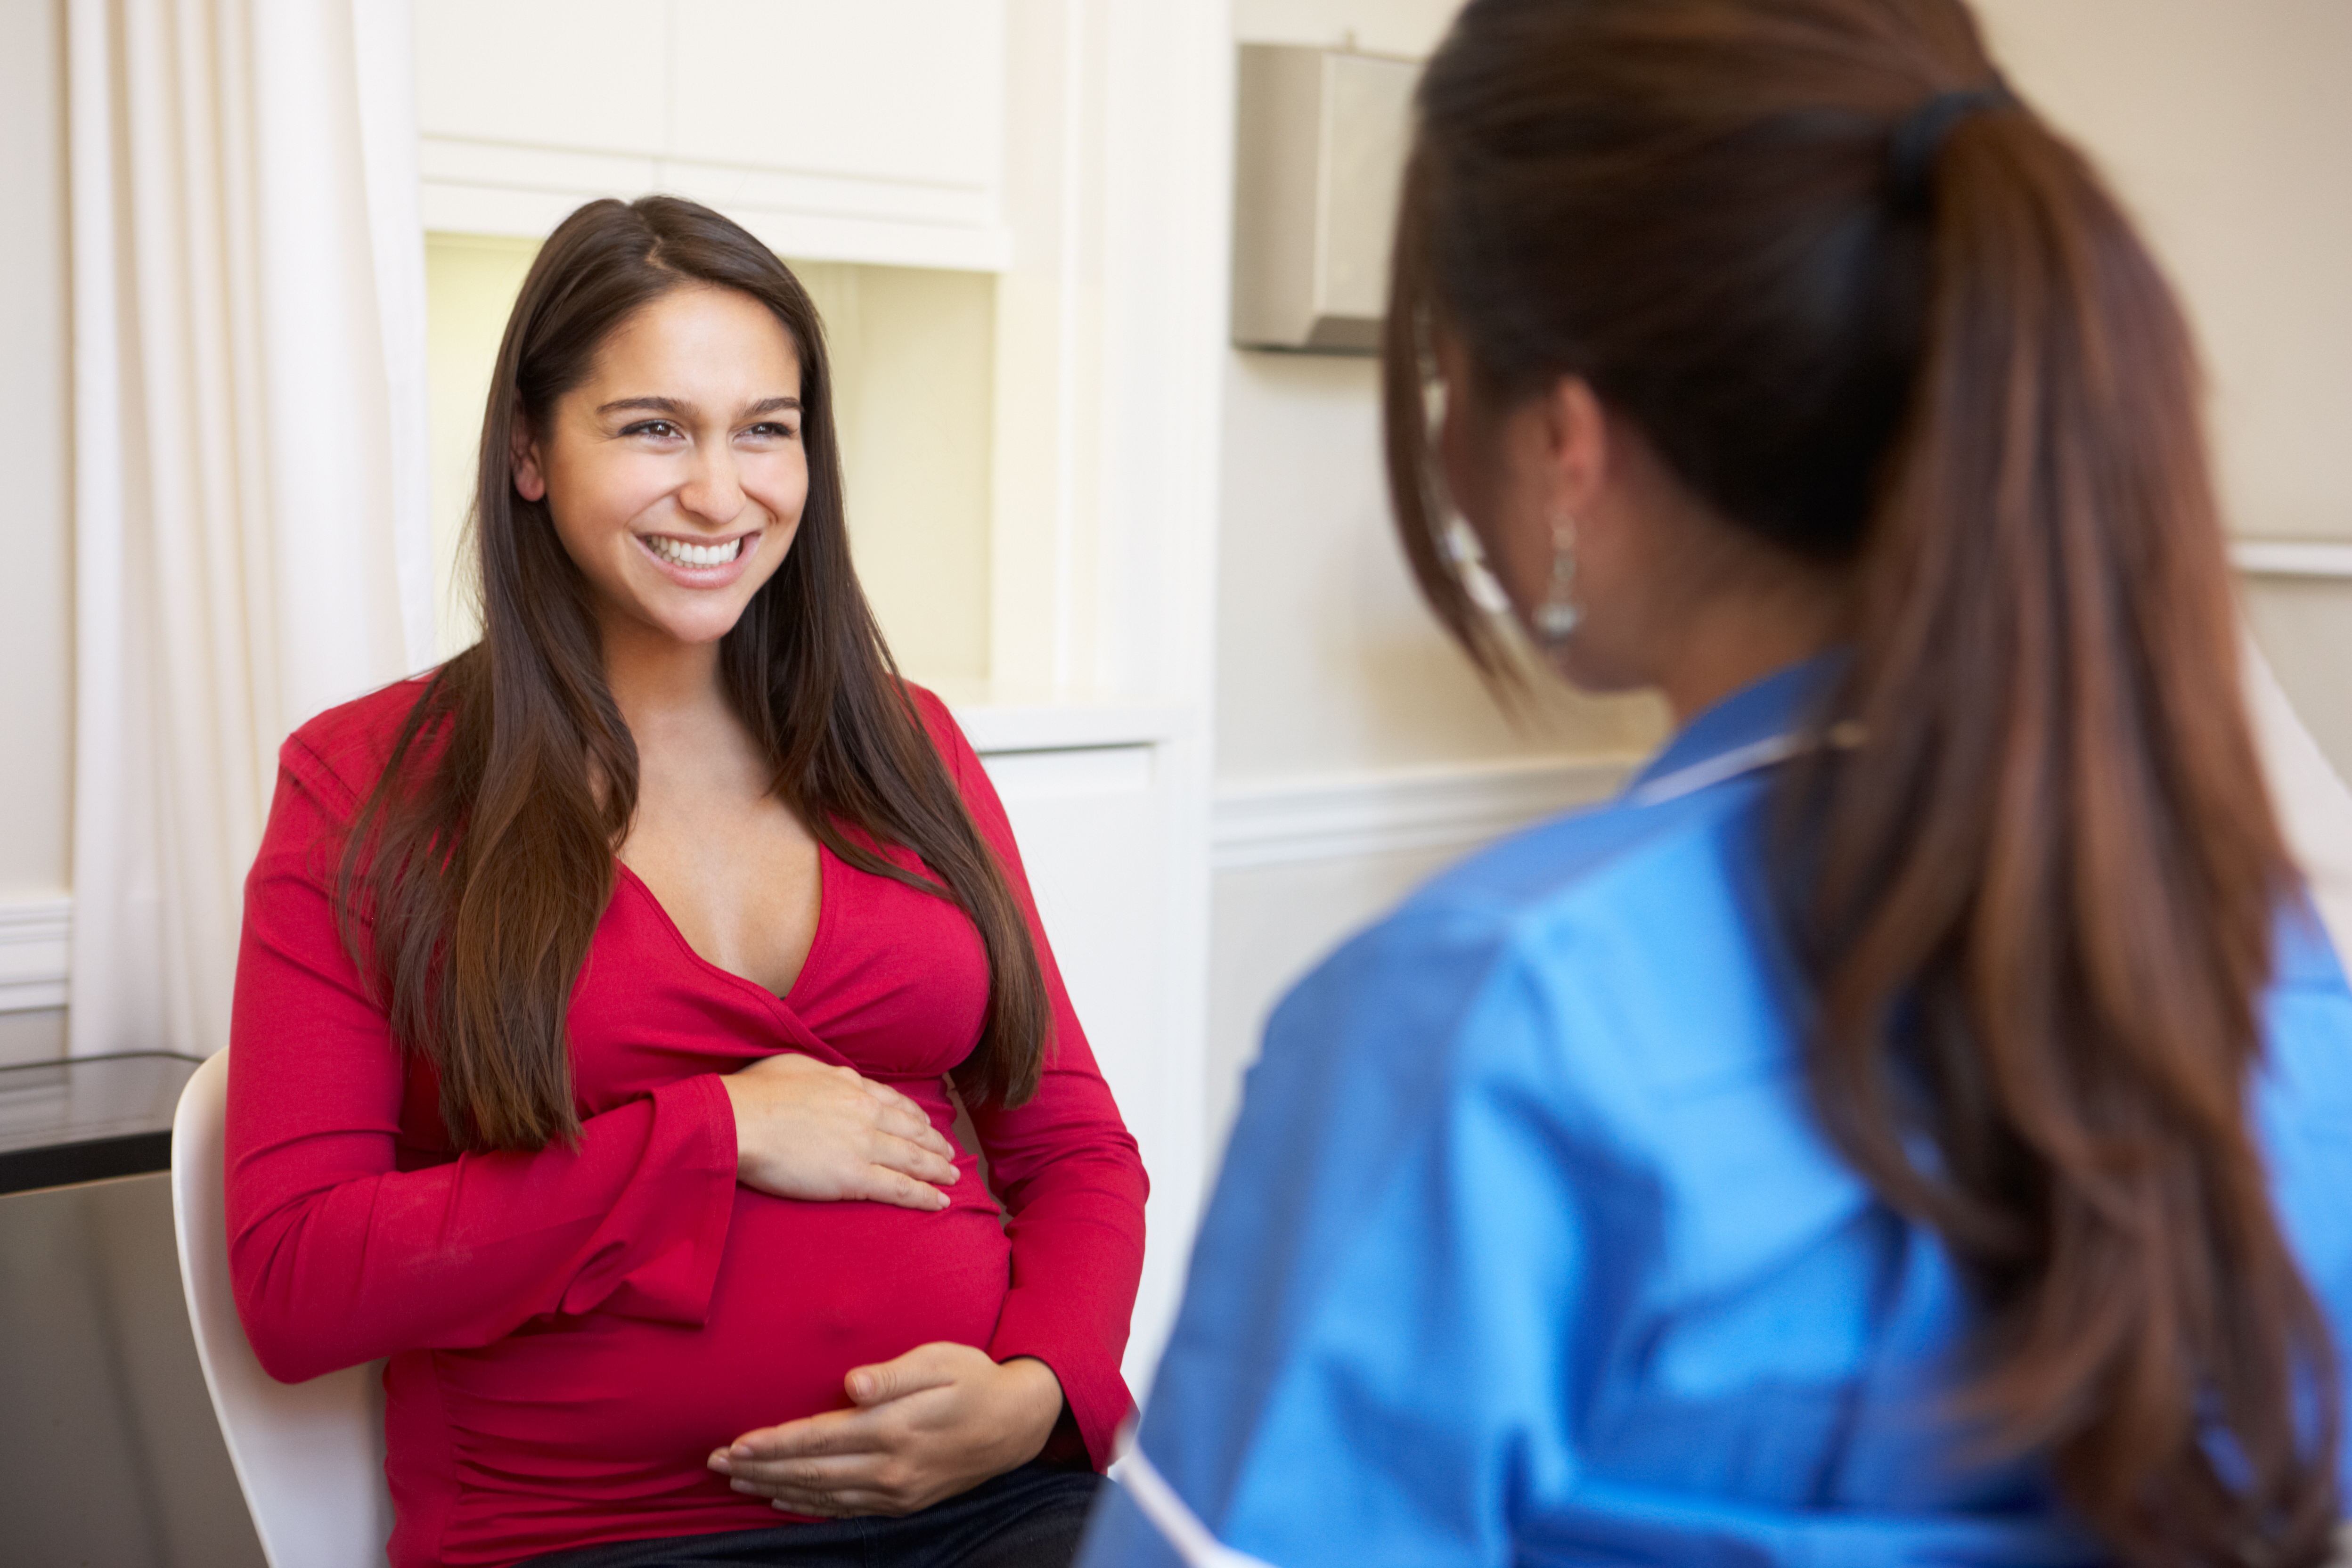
{"left": 0, "top": 897, "right": 71, "bottom": 1014}
{"left": 1211, "top": 756, "right": 1637, "bottom": 871}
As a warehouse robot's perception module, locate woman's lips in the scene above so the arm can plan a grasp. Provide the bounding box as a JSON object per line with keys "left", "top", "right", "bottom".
{"left": 633, "top": 530, "right": 760, "bottom": 589}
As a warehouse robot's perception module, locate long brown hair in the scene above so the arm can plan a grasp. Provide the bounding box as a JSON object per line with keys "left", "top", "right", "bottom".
{"left": 340, "top": 196, "right": 1052, "bottom": 1151}
{"left": 1383, "top": 2, "right": 2339, "bottom": 1562}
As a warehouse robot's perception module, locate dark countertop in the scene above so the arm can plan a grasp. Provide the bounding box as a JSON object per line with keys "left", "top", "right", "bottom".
{"left": 0, "top": 1052, "right": 205, "bottom": 1195}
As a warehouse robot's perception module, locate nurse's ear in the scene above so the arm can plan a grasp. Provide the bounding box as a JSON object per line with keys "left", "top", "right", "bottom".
{"left": 511, "top": 408, "right": 549, "bottom": 503}
{"left": 1533, "top": 375, "right": 1613, "bottom": 523}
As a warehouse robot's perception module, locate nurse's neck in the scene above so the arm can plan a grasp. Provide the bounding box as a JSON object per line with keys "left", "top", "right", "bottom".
{"left": 1565, "top": 467, "right": 1854, "bottom": 730}
{"left": 1533, "top": 397, "right": 1854, "bottom": 730}
{"left": 1649, "top": 576, "right": 1849, "bottom": 728}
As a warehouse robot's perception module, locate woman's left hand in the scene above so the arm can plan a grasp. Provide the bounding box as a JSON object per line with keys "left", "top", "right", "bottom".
{"left": 708, "top": 1343, "right": 1067, "bottom": 1517}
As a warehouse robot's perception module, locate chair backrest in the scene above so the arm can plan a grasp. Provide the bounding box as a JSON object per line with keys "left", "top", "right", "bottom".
{"left": 171, "top": 1050, "right": 393, "bottom": 1568}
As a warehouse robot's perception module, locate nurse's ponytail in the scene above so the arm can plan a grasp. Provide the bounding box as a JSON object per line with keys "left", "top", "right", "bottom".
{"left": 1385, "top": 2, "right": 2340, "bottom": 1562}
{"left": 1804, "top": 68, "right": 2339, "bottom": 1568}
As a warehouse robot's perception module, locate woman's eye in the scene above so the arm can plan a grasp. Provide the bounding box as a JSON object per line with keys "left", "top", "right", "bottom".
{"left": 623, "top": 420, "right": 682, "bottom": 440}
{"left": 744, "top": 421, "right": 800, "bottom": 441}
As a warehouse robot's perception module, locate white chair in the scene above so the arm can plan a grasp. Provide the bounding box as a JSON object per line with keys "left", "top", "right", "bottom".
{"left": 172, "top": 1049, "right": 393, "bottom": 1568}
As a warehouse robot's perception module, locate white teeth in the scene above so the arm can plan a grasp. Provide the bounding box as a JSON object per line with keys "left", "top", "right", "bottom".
{"left": 646, "top": 536, "right": 743, "bottom": 568}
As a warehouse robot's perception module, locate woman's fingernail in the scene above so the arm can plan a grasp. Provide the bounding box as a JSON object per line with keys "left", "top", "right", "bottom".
{"left": 708, "top": 1454, "right": 731, "bottom": 1473}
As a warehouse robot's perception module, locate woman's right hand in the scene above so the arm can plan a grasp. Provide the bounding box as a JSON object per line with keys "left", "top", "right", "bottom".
{"left": 719, "top": 1054, "right": 960, "bottom": 1210}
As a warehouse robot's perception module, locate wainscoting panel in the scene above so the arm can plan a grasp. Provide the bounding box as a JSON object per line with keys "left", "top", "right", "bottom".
{"left": 1211, "top": 755, "right": 1633, "bottom": 871}
{"left": 1203, "top": 756, "right": 1634, "bottom": 1160}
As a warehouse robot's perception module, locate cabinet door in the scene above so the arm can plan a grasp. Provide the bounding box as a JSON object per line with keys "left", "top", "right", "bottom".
{"left": 979, "top": 741, "right": 1196, "bottom": 1387}
{"left": 414, "top": 0, "right": 667, "bottom": 155}
{"left": 668, "top": 1, "right": 1003, "bottom": 192}
{"left": 415, "top": 0, "right": 1008, "bottom": 268}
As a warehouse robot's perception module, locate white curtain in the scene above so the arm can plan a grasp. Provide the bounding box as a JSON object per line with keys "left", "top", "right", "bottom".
{"left": 68, "top": 0, "right": 433, "bottom": 1059}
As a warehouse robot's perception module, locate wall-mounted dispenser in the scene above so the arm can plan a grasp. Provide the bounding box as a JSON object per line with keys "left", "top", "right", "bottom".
{"left": 1230, "top": 44, "right": 1419, "bottom": 354}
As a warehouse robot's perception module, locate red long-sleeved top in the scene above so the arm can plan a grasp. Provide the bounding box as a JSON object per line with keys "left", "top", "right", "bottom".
{"left": 226, "top": 678, "right": 1148, "bottom": 1568}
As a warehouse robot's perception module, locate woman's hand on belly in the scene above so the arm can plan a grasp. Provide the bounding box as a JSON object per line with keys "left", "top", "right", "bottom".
{"left": 720, "top": 1054, "right": 960, "bottom": 1208}
{"left": 706, "top": 1343, "right": 1066, "bottom": 1517}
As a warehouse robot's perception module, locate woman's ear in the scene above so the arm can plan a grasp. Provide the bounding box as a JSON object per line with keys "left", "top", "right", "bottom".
{"left": 1539, "top": 376, "right": 1611, "bottom": 519}
{"left": 511, "top": 414, "right": 548, "bottom": 503}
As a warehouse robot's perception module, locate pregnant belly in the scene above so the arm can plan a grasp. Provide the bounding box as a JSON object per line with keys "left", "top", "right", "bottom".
{"left": 413, "top": 1186, "right": 1012, "bottom": 1520}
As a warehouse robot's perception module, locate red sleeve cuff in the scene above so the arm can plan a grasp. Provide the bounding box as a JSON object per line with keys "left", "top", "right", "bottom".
{"left": 580, "top": 1073, "right": 740, "bottom": 1324}
{"left": 989, "top": 1296, "right": 1135, "bottom": 1471}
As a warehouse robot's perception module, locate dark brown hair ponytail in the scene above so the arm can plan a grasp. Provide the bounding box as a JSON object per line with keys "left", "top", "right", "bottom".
{"left": 340, "top": 196, "right": 1052, "bottom": 1152}
{"left": 1384, "top": 2, "right": 2340, "bottom": 1562}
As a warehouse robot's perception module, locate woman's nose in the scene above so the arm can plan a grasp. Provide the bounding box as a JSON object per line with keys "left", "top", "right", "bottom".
{"left": 677, "top": 446, "right": 745, "bottom": 525}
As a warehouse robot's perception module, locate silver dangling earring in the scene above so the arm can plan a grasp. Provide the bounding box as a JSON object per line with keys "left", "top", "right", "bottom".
{"left": 1442, "top": 516, "right": 1515, "bottom": 617}
{"left": 1532, "top": 512, "right": 1580, "bottom": 645}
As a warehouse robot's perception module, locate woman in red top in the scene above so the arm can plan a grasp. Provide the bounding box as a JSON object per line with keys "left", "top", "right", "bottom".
{"left": 226, "top": 196, "right": 1148, "bottom": 1568}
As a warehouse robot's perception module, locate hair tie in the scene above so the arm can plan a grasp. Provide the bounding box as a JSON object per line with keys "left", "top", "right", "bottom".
{"left": 1887, "top": 77, "right": 2015, "bottom": 216}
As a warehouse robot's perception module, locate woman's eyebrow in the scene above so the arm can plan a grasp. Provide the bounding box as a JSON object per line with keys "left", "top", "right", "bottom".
{"left": 597, "top": 395, "right": 694, "bottom": 417}
{"left": 593, "top": 395, "right": 801, "bottom": 417}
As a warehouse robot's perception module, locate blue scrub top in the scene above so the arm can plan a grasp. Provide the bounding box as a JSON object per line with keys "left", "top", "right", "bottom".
{"left": 1080, "top": 659, "right": 2352, "bottom": 1568}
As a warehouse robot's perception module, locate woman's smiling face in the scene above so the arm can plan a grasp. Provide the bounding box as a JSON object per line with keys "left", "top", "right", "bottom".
{"left": 514, "top": 283, "right": 809, "bottom": 649}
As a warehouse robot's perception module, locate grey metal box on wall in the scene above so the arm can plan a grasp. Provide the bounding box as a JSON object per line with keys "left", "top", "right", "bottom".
{"left": 1231, "top": 44, "right": 1420, "bottom": 354}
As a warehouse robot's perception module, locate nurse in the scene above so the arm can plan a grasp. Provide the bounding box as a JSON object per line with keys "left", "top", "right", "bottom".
{"left": 1081, "top": 0, "right": 2352, "bottom": 1565}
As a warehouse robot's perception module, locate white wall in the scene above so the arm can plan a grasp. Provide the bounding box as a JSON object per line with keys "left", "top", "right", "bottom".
{"left": 1976, "top": 0, "right": 2352, "bottom": 548}
{"left": 2243, "top": 582, "right": 2352, "bottom": 781}
{"left": 1973, "top": 0, "right": 2352, "bottom": 782}
{"left": 1205, "top": 345, "right": 1660, "bottom": 1155}
{"left": 423, "top": 233, "right": 537, "bottom": 657}
{"left": 805, "top": 264, "right": 995, "bottom": 694}
{"left": 0, "top": 0, "right": 72, "bottom": 1064}
{"left": 1203, "top": 0, "right": 1663, "bottom": 1157}
{"left": 1215, "top": 351, "right": 1663, "bottom": 782}
{"left": 1205, "top": 841, "right": 1468, "bottom": 1157}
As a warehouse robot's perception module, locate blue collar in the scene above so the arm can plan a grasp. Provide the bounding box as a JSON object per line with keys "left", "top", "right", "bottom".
{"left": 1627, "top": 654, "right": 1844, "bottom": 805}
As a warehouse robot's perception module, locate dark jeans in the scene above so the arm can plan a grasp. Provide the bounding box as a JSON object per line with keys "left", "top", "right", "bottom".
{"left": 514, "top": 1463, "right": 1103, "bottom": 1568}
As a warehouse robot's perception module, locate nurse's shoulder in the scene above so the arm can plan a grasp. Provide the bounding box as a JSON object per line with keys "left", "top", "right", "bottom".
{"left": 1274, "top": 773, "right": 1791, "bottom": 1089}
{"left": 1262, "top": 787, "right": 1814, "bottom": 1219}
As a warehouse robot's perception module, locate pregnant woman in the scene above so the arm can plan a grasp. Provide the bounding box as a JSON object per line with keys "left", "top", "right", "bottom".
{"left": 227, "top": 196, "right": 1145, "bottom": 1568}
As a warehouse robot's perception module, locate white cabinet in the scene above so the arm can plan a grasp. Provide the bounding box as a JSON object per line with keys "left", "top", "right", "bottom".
{"left": 968, "top": 705, "right": 1205, "bottom": 1390}
{"left": 413, "top": 0, "right": 1009, "bottom": 268}
{"left": 668, "top": 3, "right": 1002, "bottom": 190}
{"left": 413, "top": 0, "right": 665, "bottom": 155}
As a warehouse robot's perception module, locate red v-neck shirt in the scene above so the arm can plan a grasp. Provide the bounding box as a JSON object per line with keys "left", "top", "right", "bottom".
{"left": 225, "top": 677, "right": 1148, "bottom": 1568}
